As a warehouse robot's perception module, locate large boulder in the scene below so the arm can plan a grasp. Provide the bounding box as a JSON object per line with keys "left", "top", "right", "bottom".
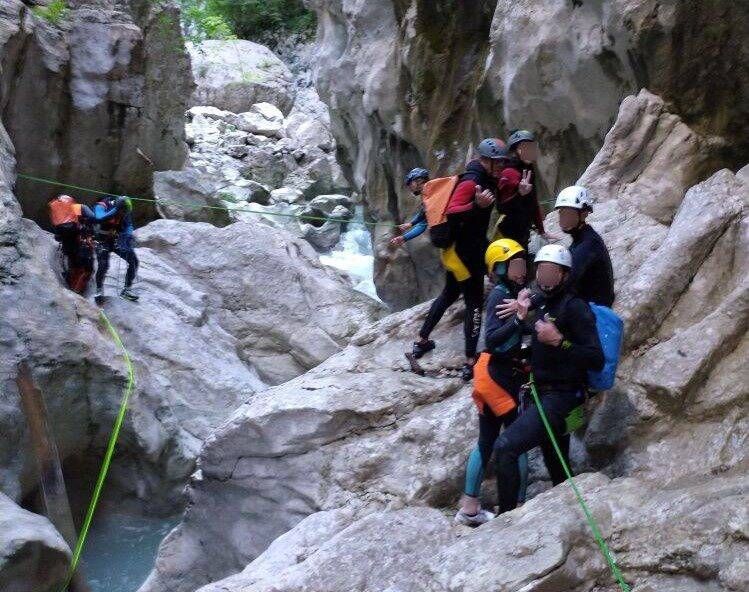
{"left": 138, "top": 94, "right": 748, "bottom": 591}
{"left": 132, "top": 219, "right": 383, "bottom": 387}
{"left": 305, "top": 0, "right": 749, "bottom": 308}
{"left": 299, "top": 203, "right": 352, "bottom": 251}
{"left": 197, "top": 474, "right": 748, "bottom": 592}
{"left": 138, "top": 303, "right": 472, "bottom": 592}
{"left": 0, "top": 493, "right": 70, "bottom": 592}
{"left": 283, "top": 88, "right": 336, "bottom": 152}
{"left": 189, "top": 40, "right": 295, "bottom": 115}
{"left": 235, "top": 103, "right": 285, "bottom": 138}
{"left": 0, "top": 0, "right": 192, "bottom": 226}
{"left": 153, "top": 168, "right": 232, "bottom": 227}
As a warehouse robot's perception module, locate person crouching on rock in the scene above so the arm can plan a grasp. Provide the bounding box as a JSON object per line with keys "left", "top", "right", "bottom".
{"left": 455, "top": 238, "right": 533, "bottom": 526}
{"left": 492, "top": 244, "right": 603, "bottom": 515}
{"left": 390, "top": 168, "right": 430, "bottom": 247}
{"left": 92, "top": 195, "right": 139, "bottom": 304}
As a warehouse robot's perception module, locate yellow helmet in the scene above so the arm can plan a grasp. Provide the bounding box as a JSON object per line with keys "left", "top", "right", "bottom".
{"left": 485, "top": 238, "right": 525, "bottom": 273}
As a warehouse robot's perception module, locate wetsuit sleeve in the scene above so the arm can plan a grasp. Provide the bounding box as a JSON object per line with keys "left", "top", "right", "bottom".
{"left": 92, "top": 203, "right": 121, "bottom": 222}
{"left": 403, "top": 208, "right": 427, "bottom": 241}
{"left": 497, "top": 167, "right": 521, "bottom": 204}
{"left": 445, "top": 180, "right": 477, "bottom": 214}
{"left": 403, "top": 220, "right": 427, "bottom": 241}
{"left": 409, "top": 208, "right": 426, "bottom": 226}
{"left": 559, "top": 299, "right": 604, "bottom": 371}
{"left": 80, "top": 205, "right": 95, "bottom": 220}
{"left": 484, "top": 285, "right": 523, "bottom": 352}
{"left": 568, "top": 236, "right": 598, "bottom": 295}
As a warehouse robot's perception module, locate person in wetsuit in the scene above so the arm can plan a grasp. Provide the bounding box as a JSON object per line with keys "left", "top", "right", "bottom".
{"left": 492, "top": 244, "right": 604, "bottom": 514}
{"left": 454, "top": 238, "right": 533, "bottom": 526}
{"left": 390, "top": 167, "right": 430, "bottom": 247}
{"left": 409, "top": 139, "right": 504, "bottom": 381}
{"left": 554, "top": 185, "right": 615, "bottom": 307}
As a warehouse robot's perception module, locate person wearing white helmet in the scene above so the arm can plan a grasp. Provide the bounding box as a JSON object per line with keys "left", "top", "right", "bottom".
{"left": 555, "top": 186, "right": 615, "bottom": 307}
{"left": 491, "top": 243, "right": 604, "bottom": 515}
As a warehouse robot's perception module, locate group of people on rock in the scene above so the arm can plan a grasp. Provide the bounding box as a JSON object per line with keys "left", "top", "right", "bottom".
{"left": 48, "top": 194, "right": 139, "bottom": 304}
{"left": 390, "top": 130, "right": 616, "bottom": 525}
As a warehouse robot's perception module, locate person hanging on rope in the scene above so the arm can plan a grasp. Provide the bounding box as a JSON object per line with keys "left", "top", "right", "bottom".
{"left": 92, "top": 195, "right": 139, "bottom": 304}
{"left": 491, "top": 244, "right": 603, "bottom": 514}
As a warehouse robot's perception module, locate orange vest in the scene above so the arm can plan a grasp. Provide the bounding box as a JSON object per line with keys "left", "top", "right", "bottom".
{"left": 421, "top": 175, "right": 460, "bottom": 228}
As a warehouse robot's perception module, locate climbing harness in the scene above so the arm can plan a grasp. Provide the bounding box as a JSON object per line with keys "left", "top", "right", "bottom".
{"left": 18, "top": 173, "right": 389, "bottom": 228}
{"left": 528, "top": 375, "right": 631, "bottom": 592}
{"left": 59, "top": 310, "right": 135, "bottom": 592}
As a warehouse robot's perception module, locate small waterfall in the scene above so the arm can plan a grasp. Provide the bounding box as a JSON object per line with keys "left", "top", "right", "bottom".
{"left": 320, "top": 207, "right": 380, "bottom": 301}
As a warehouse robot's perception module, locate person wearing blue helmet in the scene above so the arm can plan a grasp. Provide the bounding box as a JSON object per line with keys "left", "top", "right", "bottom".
{"left": 391, "top": 167, "right": 430, "bottom": 247}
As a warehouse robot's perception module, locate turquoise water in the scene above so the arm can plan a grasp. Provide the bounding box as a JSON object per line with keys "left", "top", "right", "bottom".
{"left": 80, "top": 512, "right": 178, "bottom": 592}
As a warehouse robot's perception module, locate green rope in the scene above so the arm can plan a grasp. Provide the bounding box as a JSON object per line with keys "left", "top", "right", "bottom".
{"left": 17, "top": 172, "right": 390, "bottom": 228}
{"left": 59, "top": 310, "right": 135, "bottom": 592}
{"left": 528, "top": 375, "right": 631, "bottom": 592}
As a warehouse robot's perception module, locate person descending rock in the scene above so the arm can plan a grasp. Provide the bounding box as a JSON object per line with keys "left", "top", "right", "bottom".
{"left": 494, "top": 130, "right": 558, "bottom": 250}
{"left": 492, "top": 244, "right": 603, "bottom": 514}
{"left": 409, "top": 139, "right": 503, "bottom": 381}
{"left": 455, "top": 239, "right": 533, "bottom": 526}
{"left": 554, "top": 185, "right": 615, "bottom": 307}
{"left": 93, "top": 195, "right": 139, "bottom": 304}
{"left": 390, "top": 168, "right": 430, "bottom": 247}
{"left": 48, "top": 194, "right": 95, "bottom": 294}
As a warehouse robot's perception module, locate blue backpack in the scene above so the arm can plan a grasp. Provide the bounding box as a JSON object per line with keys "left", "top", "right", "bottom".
{"left": 587, "top": 303, "right": 624, "bottom": 391}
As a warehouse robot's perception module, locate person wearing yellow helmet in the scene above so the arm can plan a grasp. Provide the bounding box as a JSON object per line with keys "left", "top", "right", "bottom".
{"left": 455, "top": 238, "right": 532, "bottom": 526}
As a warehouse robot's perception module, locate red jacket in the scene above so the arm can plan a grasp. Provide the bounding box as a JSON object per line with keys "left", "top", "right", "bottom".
{"left": 496, "top": 166, "right": 545, "bottom": 236}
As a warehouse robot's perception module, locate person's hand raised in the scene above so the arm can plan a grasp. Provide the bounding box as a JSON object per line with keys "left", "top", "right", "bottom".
{"left": 518, "top": 170, "right": 533, "bottom": 196}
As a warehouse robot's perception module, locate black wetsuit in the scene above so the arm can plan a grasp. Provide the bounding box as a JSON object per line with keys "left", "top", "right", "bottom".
{"left": 568, "top": 224, "right": 615, "bottom": 307}
{"left": 493, "top": 288, "right": 604, "bottom": 513}
{"left": 418, "top": 160, "right": 497, "bottom": 358}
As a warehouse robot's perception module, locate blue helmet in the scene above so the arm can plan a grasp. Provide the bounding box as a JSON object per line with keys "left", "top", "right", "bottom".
{"left": 477, "top": 138, "right": 508, "bottom": 159}
{"left": 507, "top": 129, "right": 535, "bottom": 150}
{"left": 404, "top": 167, "right": 430, "bottom": 185}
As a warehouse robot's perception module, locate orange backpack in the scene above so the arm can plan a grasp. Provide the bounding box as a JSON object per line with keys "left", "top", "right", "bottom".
{"left": 49, "top": 195, "right": 82, "bottom": 227}
{"left": 421, "top": 175, "right": 460, "bottom": 248}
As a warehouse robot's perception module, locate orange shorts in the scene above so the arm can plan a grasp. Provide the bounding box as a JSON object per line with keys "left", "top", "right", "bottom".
{"left": 472, "top": 352, "right": 518, "bottom": 416}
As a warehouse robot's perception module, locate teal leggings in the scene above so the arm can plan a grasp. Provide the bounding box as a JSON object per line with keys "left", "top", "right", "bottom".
{"left": 464, "top": 404, "right": 529, "bottom": 503}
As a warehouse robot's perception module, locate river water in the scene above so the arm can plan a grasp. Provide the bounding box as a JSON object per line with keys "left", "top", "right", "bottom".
{"left": 81, "top": 511, "right": 178, "bottom": 592}
{"left": 320, "top": 212, "right": 380, "bottom": 301}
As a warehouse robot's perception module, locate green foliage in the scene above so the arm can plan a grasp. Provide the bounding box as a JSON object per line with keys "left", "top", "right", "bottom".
{"left": 33, "top": 0, "right": 69, "bottom": 26}
{"left": 180, "top": 0, "right": 236, "bottom": 43}
{"left": 180, "top": 0, "right": 315, "bottom": 45}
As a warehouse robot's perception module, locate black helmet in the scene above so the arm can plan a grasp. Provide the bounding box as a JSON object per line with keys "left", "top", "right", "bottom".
{"left": 507, "top": 129, "right": 535, "bottom": 150}
{"left": 477, "top": 138, "right": 508, "bottom": 159}
{"left": 404, "top": 167, "right": 430, "bottom": 185}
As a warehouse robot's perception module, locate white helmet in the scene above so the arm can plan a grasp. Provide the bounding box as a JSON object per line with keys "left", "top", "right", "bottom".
{"left": 554, "top": 185, "right": 593, "bottom": 211}
{"left": 535, "top": 244, "right": 572, "bottom": 269}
